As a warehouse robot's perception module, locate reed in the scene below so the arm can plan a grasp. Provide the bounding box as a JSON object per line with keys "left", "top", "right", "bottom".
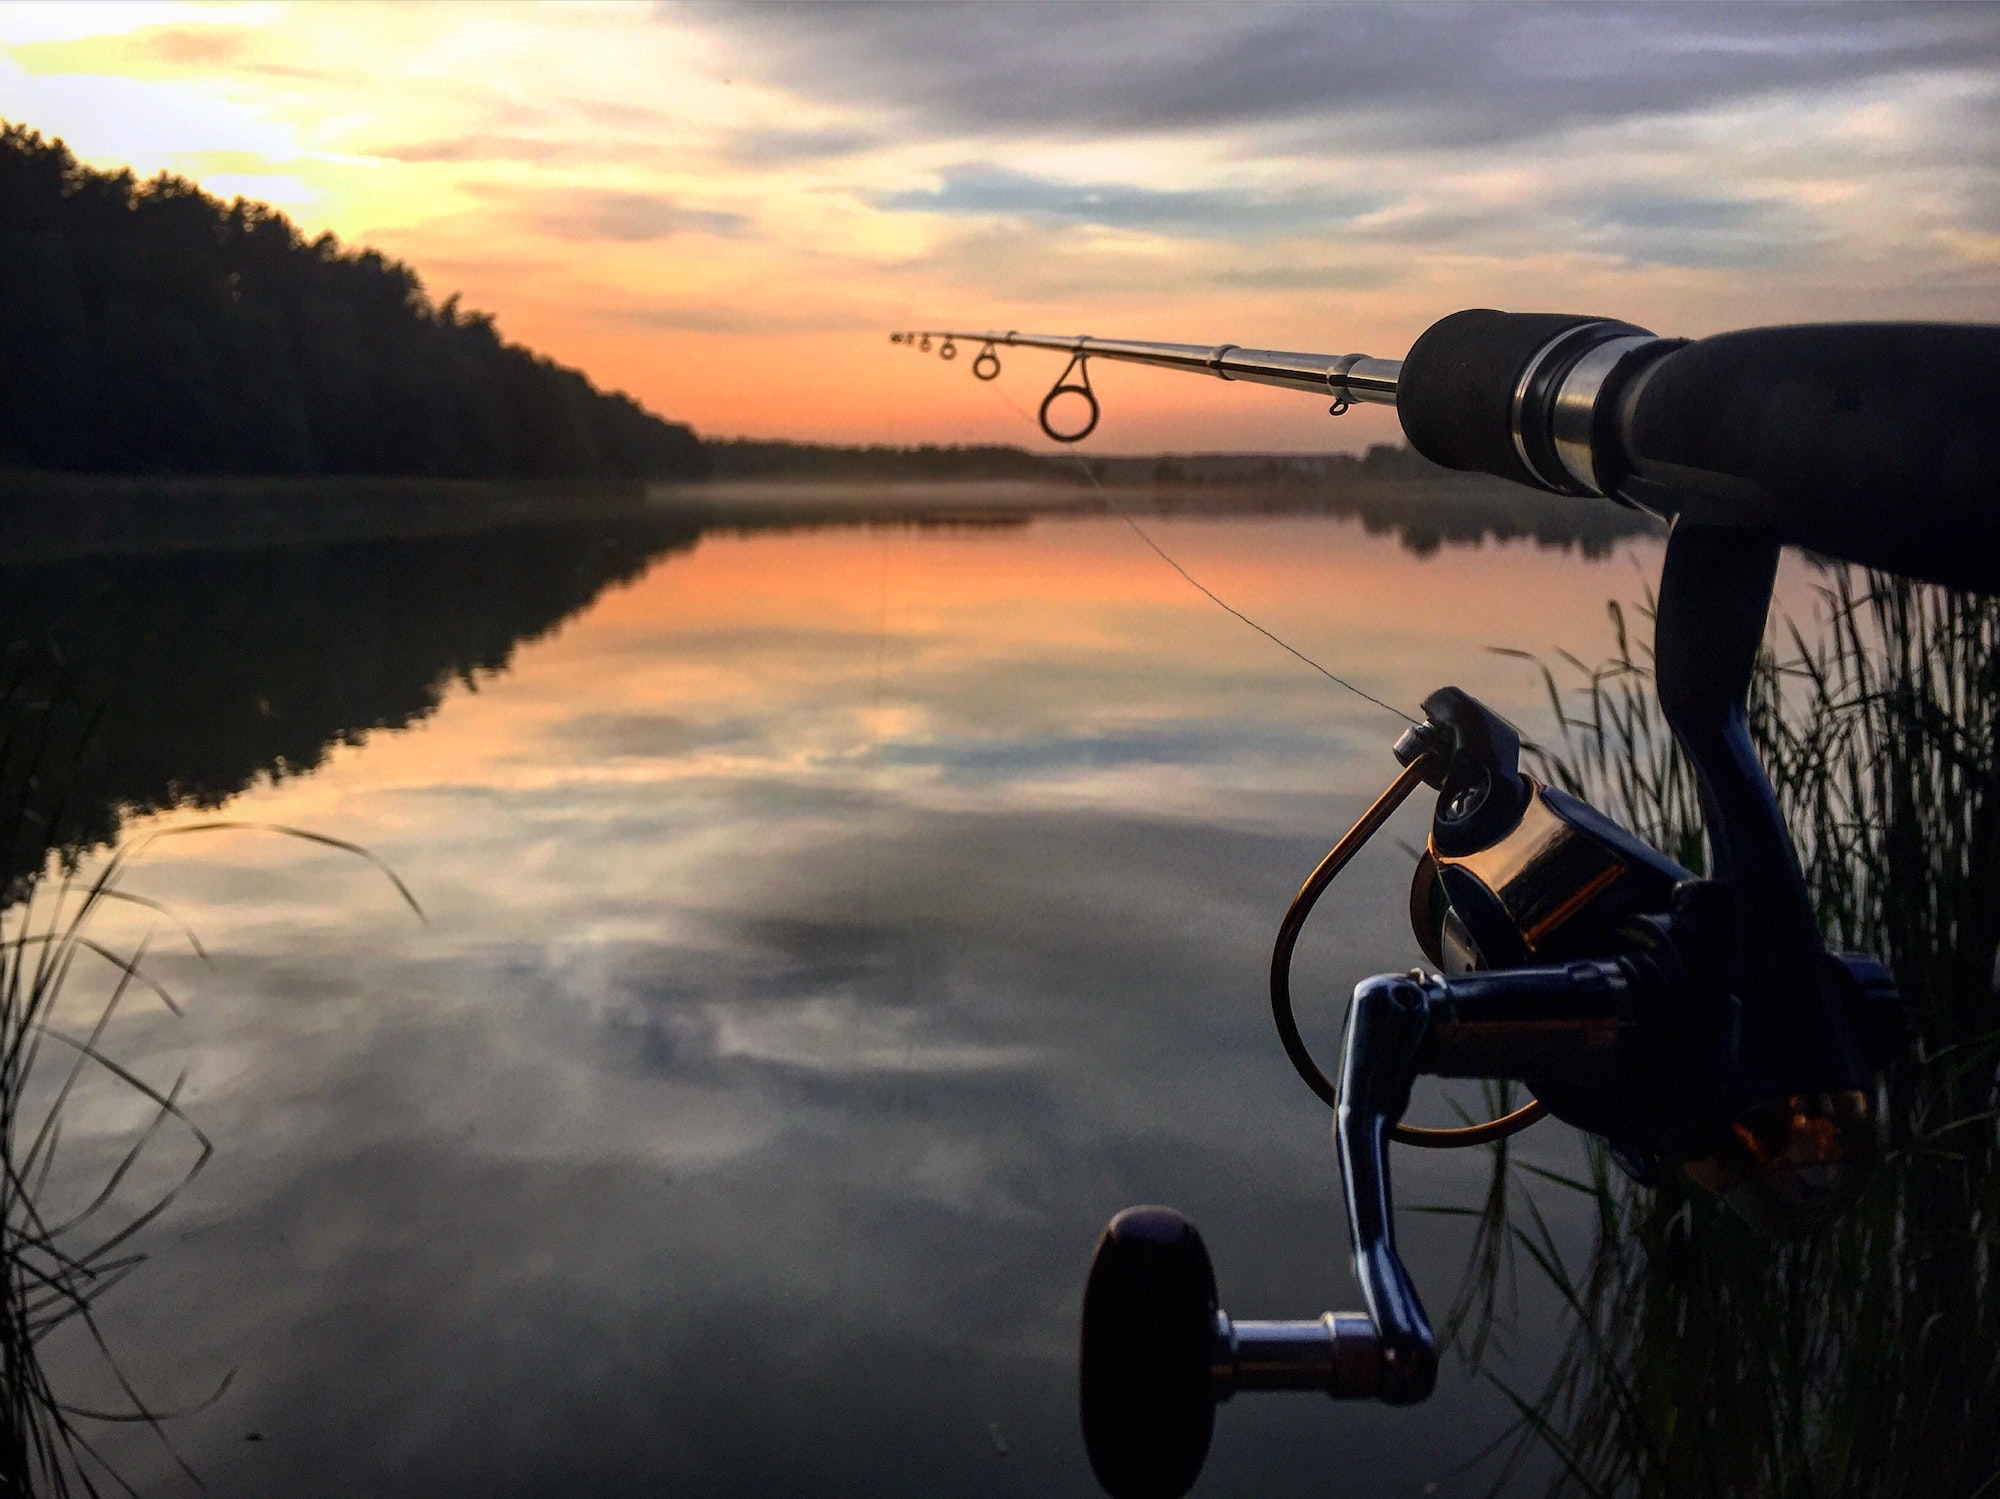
{"left": 0, "top": 856, "right": 222, "bottom": 1497}
{"left": 0, "top": 632, "right": 420, "bottom": 1495}
{"left": 1459, "top": 571, "right": 2000, "bottom": 1496}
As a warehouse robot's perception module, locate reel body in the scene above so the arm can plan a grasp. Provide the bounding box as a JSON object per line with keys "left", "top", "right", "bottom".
{"left": 1080, "top": 521, "right": 1906, "bottom": 1499}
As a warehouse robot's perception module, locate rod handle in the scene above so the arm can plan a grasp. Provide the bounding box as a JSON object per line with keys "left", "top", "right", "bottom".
{"left": 1398, "top": 309, "right": 2000, "bottom": 594}
{"left": 1397, "top": 309, "right": 1645, "bottom": 491}
{"left": 1618, "top": 322, "right": 2000, "bottom": 593}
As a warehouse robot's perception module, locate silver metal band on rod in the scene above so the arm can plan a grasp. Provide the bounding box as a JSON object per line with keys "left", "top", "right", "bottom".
{"left": 906, "top": 330, "right": 1401, "bottom": 408}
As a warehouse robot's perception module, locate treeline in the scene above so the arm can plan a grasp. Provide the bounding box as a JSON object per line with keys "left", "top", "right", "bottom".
{"left": 706, "top": 439, "right": 1062, "bottom": 482}
{"left": 1081, "top": 443, "right": 1458, "bottom": 485}
{"left": 0, "top": 123, "right": 708, "bottom": 480}
{"left": 707, "top": 436, "right": 1461, "bottom": 485}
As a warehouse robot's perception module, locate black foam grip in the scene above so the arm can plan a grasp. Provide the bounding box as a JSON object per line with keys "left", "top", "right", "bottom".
{"left": 1398, "top": 310, "right": 1615, "bottom": 489}
{"left": 1619, "top": 323, "right": 2000, "bottom": 594}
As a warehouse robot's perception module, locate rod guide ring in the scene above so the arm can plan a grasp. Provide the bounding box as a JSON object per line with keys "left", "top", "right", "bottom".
{"left": 1039, "top": 350, "right": 1100, "bottom": 443}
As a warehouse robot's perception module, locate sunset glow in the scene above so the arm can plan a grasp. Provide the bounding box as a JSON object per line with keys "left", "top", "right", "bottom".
{"left": 4, "top": 1, "right": 1998, "bottom": 450}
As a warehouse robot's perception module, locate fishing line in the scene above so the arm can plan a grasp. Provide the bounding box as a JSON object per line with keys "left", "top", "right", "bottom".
{"left": 987, "top": 384, "right": 1419, "bottom": 726}
{"left": 857, "top": 532, "right": 889, "bottom": 933}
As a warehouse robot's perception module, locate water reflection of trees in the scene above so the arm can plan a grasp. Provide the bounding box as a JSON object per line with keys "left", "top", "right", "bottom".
{"left": 0, "top": 514, "right": 702, "bottom": 896}
{"left": 0, "top": 513, "right": 706, "bottom": 1493}
{"left": 1468, "top": 574, "right": 2000, "bottom": 1496}
{"left": 0, "top": 480, "right": 1661, "bottom": 905}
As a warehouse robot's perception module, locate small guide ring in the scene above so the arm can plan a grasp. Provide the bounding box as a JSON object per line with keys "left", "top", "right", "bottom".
{"left": 972, "top": 344, "right": 1002, "bottom": 381}
{"left": 939, "top": 338, "right": 957, "bottom": 360}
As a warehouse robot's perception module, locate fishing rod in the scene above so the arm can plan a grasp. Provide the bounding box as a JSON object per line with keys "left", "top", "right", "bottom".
{"left": 889, "top": 328, "right": 1400, "bottom": 436}
{"left": 900, "top": 310, "right": 2000, "bottom": 1498}
{"left": 894, "top": 314, "right": 2000, "bottom": 595}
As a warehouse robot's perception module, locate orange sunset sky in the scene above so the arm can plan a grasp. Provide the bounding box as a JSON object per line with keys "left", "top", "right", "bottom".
{"left": 4, "top": 1, "right": 1998, "bottom": 452}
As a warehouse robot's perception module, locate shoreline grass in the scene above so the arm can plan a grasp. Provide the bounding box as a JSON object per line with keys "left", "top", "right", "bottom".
{"left": 1457, "top": 570, "right": 2000, "bottom": 1497}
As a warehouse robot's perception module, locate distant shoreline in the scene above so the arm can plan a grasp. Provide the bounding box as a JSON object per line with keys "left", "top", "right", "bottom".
{"left": 0, "top": 471, "right": 661, "bottom": 561}
{"left": 0, "top": 467, "right": 1663, "bottom": 564}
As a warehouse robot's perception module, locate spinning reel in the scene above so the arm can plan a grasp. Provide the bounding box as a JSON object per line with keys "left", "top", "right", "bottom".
{"left": 895, "top": 305, "right": 1995, "bottom": 1495}
{"left": 1077, "top": 523, "right": 1905, "bottom": 1499}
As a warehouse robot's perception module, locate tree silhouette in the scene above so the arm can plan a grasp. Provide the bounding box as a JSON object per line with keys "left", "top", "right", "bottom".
{"left": 0, "top": 123, "right": 709, "bottom": 481}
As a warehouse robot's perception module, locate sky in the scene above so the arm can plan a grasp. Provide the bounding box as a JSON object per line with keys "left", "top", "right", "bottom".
{"left": 2, "top": 0, "right": 1999, "bottom": 452}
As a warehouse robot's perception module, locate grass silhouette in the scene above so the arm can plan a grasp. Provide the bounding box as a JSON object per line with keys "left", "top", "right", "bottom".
{"left": 1447, "top": 570, "right": 2000, "bottom": 1496}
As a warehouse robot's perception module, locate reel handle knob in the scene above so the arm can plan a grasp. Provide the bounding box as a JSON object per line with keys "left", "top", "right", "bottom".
{"left": 1079, "top": 1207, "right": 1219, "bottom": 1499}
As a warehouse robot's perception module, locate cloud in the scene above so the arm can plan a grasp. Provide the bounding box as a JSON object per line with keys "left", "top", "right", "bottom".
{"left": 524, "top": 188, "right": 748, "bottom": 241}
{"left": 366, "top": 132, "right": 678, "bottom": 166}
{"left": 715, "top": 123, "right": 880, "bottom": 166}
{"left": 876, "top": 164, "right": 1381, "bottom": 236}
{"left": 371, "top": 134, "right": 585, "bottom": 165}
{"left": 699, "top": 2, "right": 2000, "bottom": 148}
{"left": 1205, "top": 259, "right": 1406, "bottom": 292}
{"left": 557, "top": 711, "right": 710, "bottom": 758}
{"left": 138, "top": 25, "right": 250, "bottom": 65}
{"left": 1325, "top": 189, "right": 1818, "bottom": 271}
{"left": 1572, "top": 193, "right": 1818, "bottom": 269}
{"left": 604, "top": 304, "right": 875, "bottom": 334}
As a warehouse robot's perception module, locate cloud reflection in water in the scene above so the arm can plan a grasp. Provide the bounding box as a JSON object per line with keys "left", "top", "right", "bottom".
{"left": 48, "top": 515, "right": 1667, "bottom": 1495}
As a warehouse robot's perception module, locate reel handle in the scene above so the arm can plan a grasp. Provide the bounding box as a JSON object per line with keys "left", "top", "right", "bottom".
{"left": 1082, "top": 937, "right": 1860, "bottom": 1493}
{"left": 1334, "top": 960, "right": 1651, "bottom": 1407}
{"left": 1079, "top": 1208, "right": 1386, "bottom": 1499}
{"left": 1079, "top": 1208, "right": 1218, "bottom": 1499}
{"left": 1081, "top": 964, "right": 1632, "bottom": 1492}
{"left": 1333, "top": 974, "right": 1437, "bottom": 1404}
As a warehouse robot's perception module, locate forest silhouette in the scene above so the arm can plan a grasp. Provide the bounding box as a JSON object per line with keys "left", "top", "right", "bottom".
{"left": 0, "top": 123, "right": 708, "bottom": 481}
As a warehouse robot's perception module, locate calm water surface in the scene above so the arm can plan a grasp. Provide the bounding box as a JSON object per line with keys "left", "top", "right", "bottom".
{"left": 27, "top": 511, "right": 1693, "bottom": 1496}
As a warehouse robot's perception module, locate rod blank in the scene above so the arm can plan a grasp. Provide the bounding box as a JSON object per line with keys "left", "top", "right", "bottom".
{"left": 900, "top": 329, "right": 1400, "bottom": 406}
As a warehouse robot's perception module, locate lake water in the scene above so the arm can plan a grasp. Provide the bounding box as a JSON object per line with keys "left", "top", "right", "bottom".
{"left": 13, "top": 506, "right": 1705, "bottom": 1495}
